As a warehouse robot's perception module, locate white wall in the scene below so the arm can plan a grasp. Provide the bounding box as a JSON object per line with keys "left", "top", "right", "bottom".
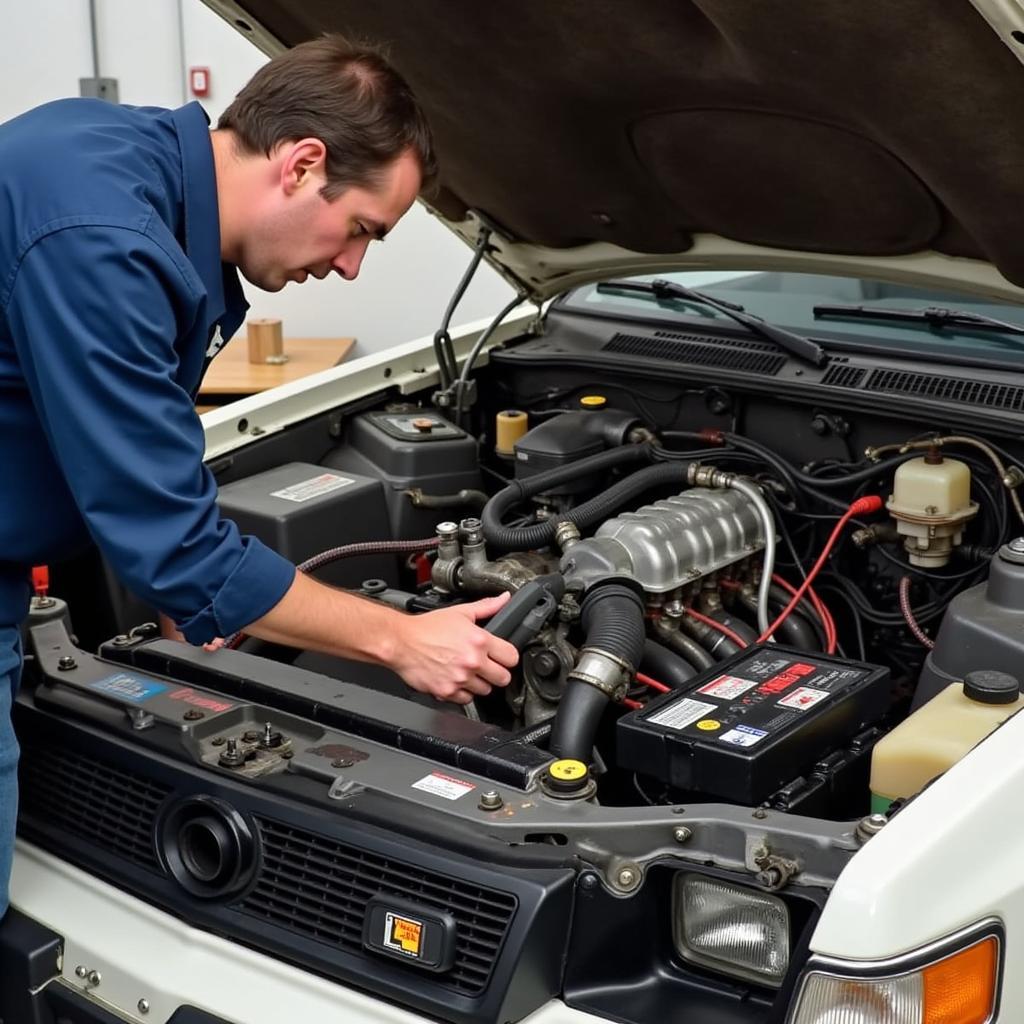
{"left": 1, "top": 0, "right": 515, "bottom": 355}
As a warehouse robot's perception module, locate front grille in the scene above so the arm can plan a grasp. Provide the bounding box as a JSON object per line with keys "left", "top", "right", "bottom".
{"left": 821, "top": 363, "right": 867, "bottom": 389}
{"left": 865, "top": 369, "right": 1024, "bottom": 412}
{"left": 19, "top": 741, "right": 169, "bottom": 870}
{"left": 604, "top": 331, "right": 787, "bottom": 375}
{"left": 241, "top": 817, "right": 517, "bottom": 995}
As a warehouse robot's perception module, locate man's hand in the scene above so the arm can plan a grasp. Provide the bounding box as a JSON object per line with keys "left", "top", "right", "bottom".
{"left": 389, "top": 593, "right": 519, "bottom": 704}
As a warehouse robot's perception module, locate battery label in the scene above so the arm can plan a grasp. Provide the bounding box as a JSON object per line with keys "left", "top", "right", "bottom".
{"left": 718, "top": 724, "right": 768, "bottom": 747}
{"left": 270, "top": 473, "right": 354, "bottom": 502}
{"left": 698, "top": 674, "right": 758, "bottom": 699}
{"left": 648, "top": 697, "right": 717, "bottom": 730}
{"left": 778, "top": 686, "right": 831, "bottom": 711}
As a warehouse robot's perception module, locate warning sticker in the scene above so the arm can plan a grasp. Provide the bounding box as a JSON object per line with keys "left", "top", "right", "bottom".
{"left": 270, "top": 473, "right": 354, "bottom": 503}
{"left": 697, "top": 674, "right": 759, "bottom": 700}
{"left": 384, "top": 912, "right": 424, "bottom": 957}
{"left": 778, "top": 686, "right": 831, "bottom": 711}
{"left": 89, "top": 673, "right": 168, "bottom": 703}
{"left": 718, "top": 724, "right": 769, "bottom": 747}
{"left": 648, "top": 697, "right": 717, "bottom": 730}
{"left": 411, "top": 771, "right": 476, "bottom": 800}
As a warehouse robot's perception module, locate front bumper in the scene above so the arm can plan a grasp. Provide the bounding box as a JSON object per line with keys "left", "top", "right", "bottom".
{"left": 8, "top": 842, "right": 596, "bottom": 1024}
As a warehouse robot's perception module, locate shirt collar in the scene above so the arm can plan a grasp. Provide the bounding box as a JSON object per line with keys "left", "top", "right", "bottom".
{"left": 170, "top": 102, "right": 249, "bottom": 341}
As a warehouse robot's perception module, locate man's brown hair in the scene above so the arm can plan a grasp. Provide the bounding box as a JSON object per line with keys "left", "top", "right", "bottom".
{"left": 218, "top": 34, "right": 437, "bottom": 198}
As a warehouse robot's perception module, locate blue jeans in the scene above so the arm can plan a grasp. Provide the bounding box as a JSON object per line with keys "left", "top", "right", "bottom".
{"left": 0, "top": 627, "right": 21, "bottom": 921}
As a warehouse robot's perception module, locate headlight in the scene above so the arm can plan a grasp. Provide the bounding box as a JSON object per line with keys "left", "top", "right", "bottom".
{"left": 673, "top": 873, "right": 790, "bottom": 986}
{"left": 789, "top": 933, "right": 999, "bottom": 1024}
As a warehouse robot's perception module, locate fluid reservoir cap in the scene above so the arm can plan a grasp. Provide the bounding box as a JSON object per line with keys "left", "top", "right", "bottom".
{"left": 963, "top": 670, "right": 1021, "bottom": 704}
{"left": 579, "top": 395, "right": 607, "bottom": 409}
{"left": 546, "top": 758, "right": 589, "bottom": 792}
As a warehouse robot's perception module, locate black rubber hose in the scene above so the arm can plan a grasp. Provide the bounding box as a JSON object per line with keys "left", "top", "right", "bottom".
{"left": 766, "top": 596, "right": 818, "bottom": 651}
{"left": 768, "top": 583, "right": 826, "bottom": 649}
{"left": 681, "top": 614, "right": 741, "bottom": 661}
{"left": 654, "top": 623, "right": 716, "bottom": 671}
{"left": 550, "top": 584, "right": 646, "bottom": 762}
{"left": 707, "top": 607, "right": 759, "bottom": 646}
{"left": 481, "top": 444, "right": 671, "bottom": 551}
{"left": 640, "top": 638, "right": 696, "bottom": 688}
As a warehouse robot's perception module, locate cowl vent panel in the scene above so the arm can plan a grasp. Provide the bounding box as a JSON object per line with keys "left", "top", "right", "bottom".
{"left": 865, "top": 369, "right": 1024, "bottom": 411}
{"left": 821, "top": 364, "right": 867, "bottom": 389}
{"left": 604, "top": 331, "right": 786, "bottom": 375}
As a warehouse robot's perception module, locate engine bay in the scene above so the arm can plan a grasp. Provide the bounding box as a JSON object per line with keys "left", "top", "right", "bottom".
{"left": 135, "top": 334, "right": 1024, "bottom": 825}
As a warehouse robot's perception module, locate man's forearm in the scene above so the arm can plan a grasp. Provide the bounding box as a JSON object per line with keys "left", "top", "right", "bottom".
{"left": 240, "top": 570, "right": 518, "bottom": 704}
{"left": 243, "top": 570, "right": 398, "bottom": 665}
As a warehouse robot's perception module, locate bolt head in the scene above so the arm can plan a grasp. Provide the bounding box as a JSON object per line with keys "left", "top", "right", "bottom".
{"left": 57, "top": 655, "right": 77, "bottom": 671}
{"left": 1010, "top": 538, "right": 1024, "bottom": 554}
{"left": 579, "top": 873, "right": 599, "bottom": 890}
{"left": 673, "top": 826, "right": 692, "bottom": 843}
{"left": 616, "top": 867, "right": 637, "bottom": 887}
{"left": 478, "top": 790, "right": 503, "bottom": 811}
{"left": 183, "top": 709, "right": 204, "bottom": 721}
{"left": 75, "top": 965, "right": 88, "bottom": 978}
{"left": 138, "top": 998, "right": 150, "bottom": 1014}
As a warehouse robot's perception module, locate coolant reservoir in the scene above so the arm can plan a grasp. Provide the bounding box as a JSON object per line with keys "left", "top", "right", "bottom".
{"left": 886, "top": 452, "right": 977, "bottom": 567}
{"left": 870, "top": 670, "right": 1023, "bottom": 812}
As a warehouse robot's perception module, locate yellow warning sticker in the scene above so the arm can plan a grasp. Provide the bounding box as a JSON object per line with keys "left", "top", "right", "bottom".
{"left": 385, "top": 912, "right": 423, "bottom": 957}
{"left": 696, "top": 719, "right": 721, "bottom": 731}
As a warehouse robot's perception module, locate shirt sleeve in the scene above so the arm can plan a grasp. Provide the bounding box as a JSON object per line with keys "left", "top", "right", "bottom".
{"left": 4, "top": 223, "right": 295, "bottom": 643}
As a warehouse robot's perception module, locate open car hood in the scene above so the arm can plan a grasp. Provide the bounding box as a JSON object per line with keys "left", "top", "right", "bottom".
{"left": 206, "top": 0, "right": 1024, "bottom": 302}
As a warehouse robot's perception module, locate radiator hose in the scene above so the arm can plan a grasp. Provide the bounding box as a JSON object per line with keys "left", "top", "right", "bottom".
{"left": 550, "top": 584, "right": 646, "bottom": 763}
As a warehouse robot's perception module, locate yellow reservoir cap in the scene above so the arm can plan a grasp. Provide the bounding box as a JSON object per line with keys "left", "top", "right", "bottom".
{"left": 580, "top": 395, "right": 607, "bottom": 408}
{"left": 549, "top": 759, "right": 588, "bottom": 781}
{"left": 495, "top": 409, "right": 528, "bottom": 456}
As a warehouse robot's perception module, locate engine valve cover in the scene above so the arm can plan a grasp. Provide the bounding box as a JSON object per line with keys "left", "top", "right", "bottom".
{"left": 561, "top": 487, "right": 764, "bottom": 592}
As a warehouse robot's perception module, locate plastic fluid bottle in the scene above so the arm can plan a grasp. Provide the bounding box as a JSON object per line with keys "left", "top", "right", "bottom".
{"left": 870, "top": 670, "right": 1024, "bottom": 813}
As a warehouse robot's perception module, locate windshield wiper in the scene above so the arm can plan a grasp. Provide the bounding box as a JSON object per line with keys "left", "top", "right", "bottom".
{"left": 813, "top": 304, "right": 1024, "bottom": 337}
{"left": 597, "top": 279, "right": 827, "bottom": 367}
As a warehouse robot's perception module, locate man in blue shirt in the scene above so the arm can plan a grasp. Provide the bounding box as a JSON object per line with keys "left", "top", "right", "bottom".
{"left": 0, "top": 36, "right": 517, "bottom": 918}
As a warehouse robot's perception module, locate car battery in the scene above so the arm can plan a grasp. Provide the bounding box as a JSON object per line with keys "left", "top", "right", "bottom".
{"left": 617, "top": 645, "right": 890, "bottom": 804}
{"left": 217, "top": 462, "right": 396, "bottom": 590}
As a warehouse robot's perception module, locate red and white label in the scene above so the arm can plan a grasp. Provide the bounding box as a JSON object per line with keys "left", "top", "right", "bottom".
{"left": 698, "top": 674, "right": 759, "bottom": 700}
{"left": 777, "top": 686, "right": 830, "bottom": 711}
{"left": 411, "top": 771, "right": 476, "bottom": 800}
{"left": 189, "top": 67, "right": 210, "bottom": 97}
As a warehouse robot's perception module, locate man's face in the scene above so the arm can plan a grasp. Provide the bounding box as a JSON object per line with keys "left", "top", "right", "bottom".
{"left": 237, "top": 146, "right": 422, "bottom": 293}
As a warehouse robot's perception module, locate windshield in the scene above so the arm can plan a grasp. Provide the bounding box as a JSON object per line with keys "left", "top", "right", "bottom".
{"left": 563, "top": 271, "right": 1024, "bottom": 364}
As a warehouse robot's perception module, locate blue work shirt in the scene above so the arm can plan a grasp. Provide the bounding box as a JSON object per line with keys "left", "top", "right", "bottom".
{"left": 0, "top": 99, "right": 295, "bottom": 642}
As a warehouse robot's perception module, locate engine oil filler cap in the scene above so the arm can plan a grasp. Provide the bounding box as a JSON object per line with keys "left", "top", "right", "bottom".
{"left": 545, "top": 758, "right": 589, "bottom": 794}
{"left": 579, "top": 395, "right": 607, "bottom": 409}
{"left": 963, "top": 670, "right": 1021, "bottom": 705}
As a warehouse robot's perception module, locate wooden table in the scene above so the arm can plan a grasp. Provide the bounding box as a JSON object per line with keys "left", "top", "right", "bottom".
{"left": 196, "top": 336, "right": 355, "bottom": 409}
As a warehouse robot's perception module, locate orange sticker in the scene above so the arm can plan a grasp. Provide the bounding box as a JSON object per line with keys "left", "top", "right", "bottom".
{"left": 385, "top": 913, "right": 423, "bottom": 956}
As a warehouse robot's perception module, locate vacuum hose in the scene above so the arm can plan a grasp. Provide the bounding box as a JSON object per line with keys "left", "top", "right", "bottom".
{"left": 481, "top": 444, "right": 663, "bottom": 551}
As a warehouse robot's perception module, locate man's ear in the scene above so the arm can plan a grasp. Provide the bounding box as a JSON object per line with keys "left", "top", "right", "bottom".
{"left": 280, "top": 138, "right": 328, "bottom": 196}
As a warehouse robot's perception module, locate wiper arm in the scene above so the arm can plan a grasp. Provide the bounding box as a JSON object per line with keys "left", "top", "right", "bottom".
{"left": 813, "top": 303, "right": 1024, "bottom": 337}
{"left": 597, "top": 279, "right": 827, "bottom": 367}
